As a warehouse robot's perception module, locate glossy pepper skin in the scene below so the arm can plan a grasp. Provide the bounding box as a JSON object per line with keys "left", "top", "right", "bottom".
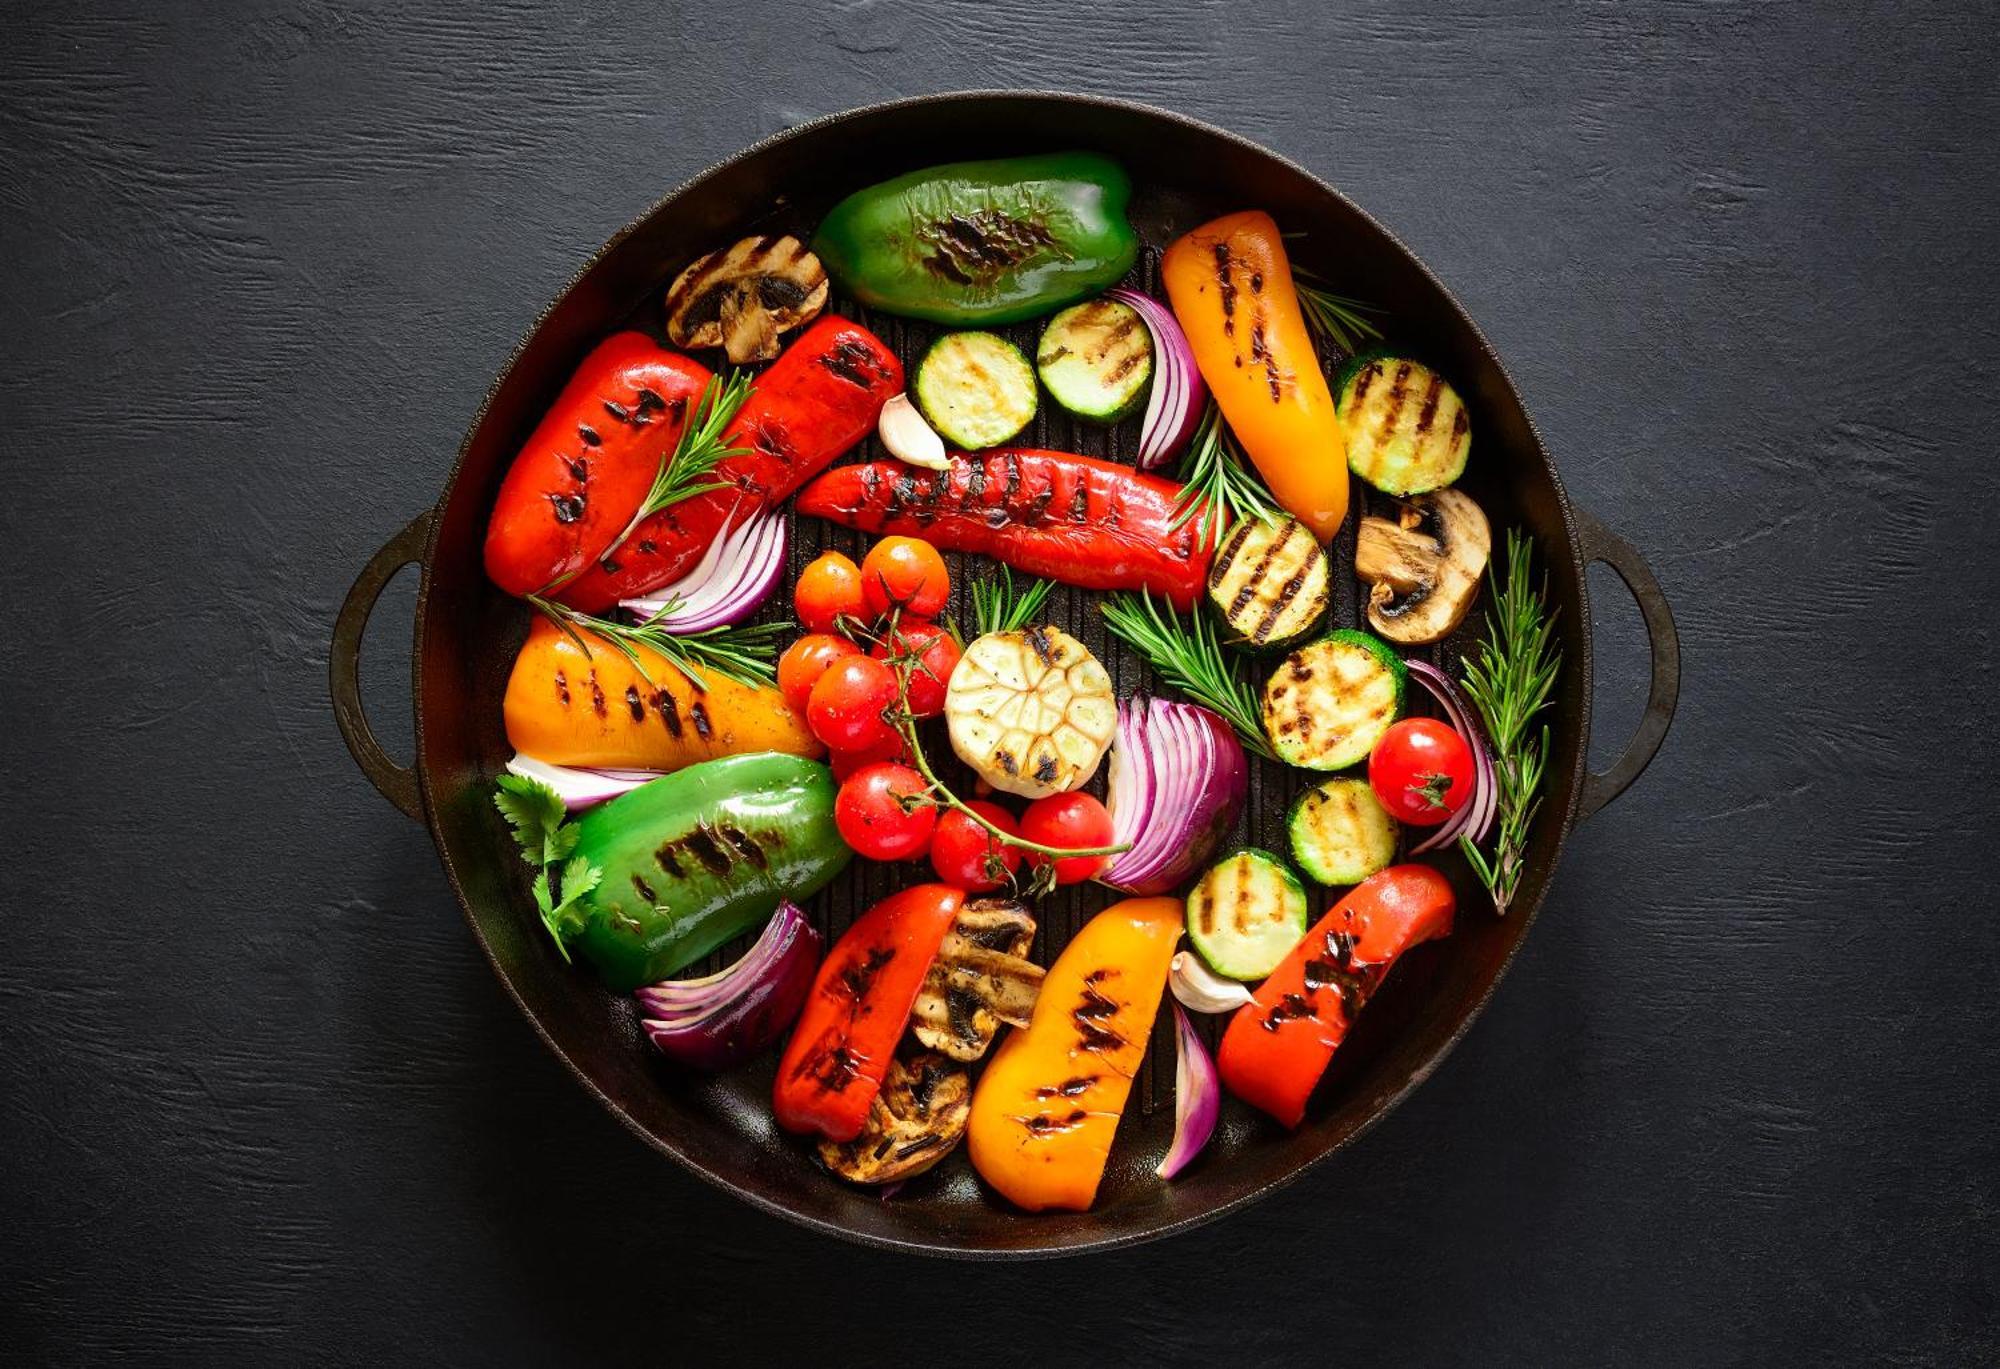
{"left": 773, "top": 883, "right": 964, "bottom": 1142}
{"left": 1218, "top": 864, "right": 1454, "bottom": 1128}
{"left": 566, "top": 753, "right": 851, "bottom": 991}
{"left": 484, "top": 333, "right": 714, "bottom": 598}
{"left": 556, "top": 316, "right": 901, "bottom": 611}
{"left": 1163, "top": 211, "right": 1350, "bottom": 543}
{"left": 796, "top": 449, "right": 1213, "bottom": 609}
{"left": 811, "top": 153, "right": 1139, "bottom": 326}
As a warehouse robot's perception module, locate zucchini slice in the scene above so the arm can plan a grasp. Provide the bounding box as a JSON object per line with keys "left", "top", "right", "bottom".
{"left": 914, "top": 331, "right": 1038, "bottom": 449}
{"left": 1186, "top": 848, "right": 1310, "bottom": 980}
{"left": 1261, "top": 629, "right": 1406, "bottom": 771}
{"left": 1337, "top": 354, "right": 1471, "bottom": 495}
{"left": 1035, "top": 298, "right": 1153, "bottom": 422}
{"left": 1207, "top": 515, "right": 1329, "bottom": 649}
{"left": 1288, "top": 778, "right": 1398, "bottom": 886}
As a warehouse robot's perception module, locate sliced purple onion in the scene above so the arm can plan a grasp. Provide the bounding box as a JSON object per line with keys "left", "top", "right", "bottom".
{"left": 1101, "top": 697, "right": 1248, "bottom": 894}
{"left": 1405, "top": 661, "right": 1497, "bottom": 851}
{"left": 619, "top": 505, "right": 786, "bottom": 630}
{"left": 505, "top": 753, "right": 660, "bottom": 811}
{"left": 1157, "top": 1003, "right": 1220, "bottom": 1180}
{"left": 635, "top": 901, "right": 822, "bottom": 1071}
{"left": 1107, "top": 288, "right": 1207, "bottom": 470}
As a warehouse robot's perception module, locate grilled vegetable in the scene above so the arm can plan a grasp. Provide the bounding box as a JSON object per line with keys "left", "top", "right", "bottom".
{"left": 796, "top": 450, "right": 1214, "bottom": 609}
{"left": 1354, "top": 488, "right": 1491, "bottom": 645}
{"left": 811, "top": 152, "right": 1139, "bottom": 326}
{"left": 1337, "top": 354, "right": 1471, "bottom": 495}
{"left": 503, "top": 617, "right": 819, "bottom": 772}
{"left": 1261, "top": 629, "right": 1406, "bottom": 771}
{"left": 634, "top": 900, "right": 822, "bottom": 1071}
{"left": 565, "top": 754, "right": 851, "bottom": 990}
{"left": 1186, "top": 848, "right": 1311, "bottom": 981}
{"left": 1287, "top": 777, "right": 1399, "bottom": 886}
{"left": 877, "top": 392, "right": 950, "bottom": 471}
{"left": 913, "top": 331, "right": 1038, "bottom": 449}
{"left": 910, "top": 899, "right": 1044, "bottom": 1061}
{"left": 816, "top": 1051, "right": 971, "bottom": 1185}
{"left": 1035, "top": 297, "right": 1153, "bottom": 421}
{"left": 944, "top": 627, "right": 1118, "bottom": 800}
{"left": 663, "top": 234, "right": 829, "bottom": 364}
{"left": 967, "top": 897, "right": 1183, "bottom": 1212}
{"left": 1162, "top": 211, "right": 1349, "bottom": 542}
{"left": 1206, "top": 514, "right": 1329, "bottom": 649}
{"left": 1100, "top": 697, "right": 1250, "bottom": 896}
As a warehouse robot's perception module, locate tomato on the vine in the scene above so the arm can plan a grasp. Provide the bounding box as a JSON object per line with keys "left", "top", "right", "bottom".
{"left": 795, "top": 551, "right": 867, "bottom": 634}
{"left": 860, "top": 536, "right": 949, "bottom": 619}
{"left": 930, "top": 800, "right": 1023, "bottom": 891}
{"left": 868, "top": 618, "right": 962, "bottom": 718}
{"left": 834, "top": 762, "right": 937, "bottom": 862}
{"left": 777, "top": 632, "right": 860, "bottom": 717}
{"left": 806, "top": 654, "right": 900, "bottom": 753}
{"left": 1368, "top": 718, "right": 1474, "bottom": 827}
{"left": 1018, "top": 792, "right": 1115, "bottom": 885}
{"left": 829, "top": 731, "right": 913, "bottom": 782}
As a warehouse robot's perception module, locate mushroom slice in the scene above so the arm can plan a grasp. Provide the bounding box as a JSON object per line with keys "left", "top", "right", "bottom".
{"left": 663, "top": 234, "right": 829, "bottom": 364}
{"left": 817, "top": 1050, "right": 970, "bottom": 1185}
{"left": 911, "top": 899, "right": 1043, "bottom": 1062}
{"left": 1353, "top": 487, "right": 1493, "bottom": 645}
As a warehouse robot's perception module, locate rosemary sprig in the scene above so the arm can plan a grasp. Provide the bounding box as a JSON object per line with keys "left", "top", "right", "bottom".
{"left": 968, "top": 565, "right": 1055, "bottom": 637}
{"left": 1456, "top": 530, "right": 1562, "bottom": 915}
{"left": 527, "top": 594, "right": 788, "bottom": 691}
{"left": 1098, "top": 590, "right": 1279, "bottom": 762}
{"left": 1170, "top": 405, "right": 1279, "bottom": 543}
{"left": 1293, "top": 268, "right": 1384, "bottom": 357}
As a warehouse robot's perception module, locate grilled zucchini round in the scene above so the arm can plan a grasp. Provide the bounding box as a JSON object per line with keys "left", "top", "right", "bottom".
{"left": 1206, "top": 514, "right": 1329, "bottom": 649}
{"left": 1337, "top": 353, "right": 1471, "bottom": 495}
{"left": 1261, "top": 629, "right": 1406, "bottom": 771}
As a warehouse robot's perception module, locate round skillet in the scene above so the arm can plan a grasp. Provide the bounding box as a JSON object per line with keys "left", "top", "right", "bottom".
{"left": 331, "top": 92, "right": 1679, "bottom": 1257}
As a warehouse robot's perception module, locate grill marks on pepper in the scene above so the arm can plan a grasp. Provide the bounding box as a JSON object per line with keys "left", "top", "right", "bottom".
{"left": 659, "top": 820, "right": 772, "bottom": 880}
{"left": 650, "top": 688, "right": 683, "bottom": 737}
{"left": 1072, "top": 968, "right": 1126, "bottom": 1054}
{"left": 820, "top": 335, "right": 887, "bottom": 389}
{"left": 918, "top": 208, "right": 1060, "bottom": 287}
{"left": 625, "top": 686, "right": 645, "bottom": 723}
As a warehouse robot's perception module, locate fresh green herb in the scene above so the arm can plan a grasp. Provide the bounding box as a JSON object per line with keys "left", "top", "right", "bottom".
{"left": 1170, "top": 405, "right": 1279, "bottom": 543}
{"left": 1098, "top": 590, "right": 1280, "bottom": 762}
{"left": 1293, "top": 269, "right": 1384, "bottom": 357}
{"left": 968, "top": 565, "right": 1055, "bottom": 637}
{"left": 526, "top": 594, "right": 788, "bottom": 691}
{"left": 492, "top": 773, "right": 600, "bottom": 959}
{"left": 1457, "top": 530, "right": 1562, "bottom": 915}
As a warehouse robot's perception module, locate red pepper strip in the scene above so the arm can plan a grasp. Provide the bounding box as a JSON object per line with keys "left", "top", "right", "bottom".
{"left": 483, "top": 333, "right": 714, "bottom": 598}
{"left": 1218, "top": 865, "right": 1455, "bottom": 1129}
{"left": 773, "top": 883, "right": 964, "bottom": 1142}
{"left": 556, "top": 316, "right": 902, "bottom": 611}
{"left": 795, "top": 449, "right": 1214, "bottom": 609}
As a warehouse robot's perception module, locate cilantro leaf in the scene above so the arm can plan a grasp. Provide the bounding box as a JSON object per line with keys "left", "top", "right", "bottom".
{"left": 494, "top": 774, "right": 599, "bottom": 962}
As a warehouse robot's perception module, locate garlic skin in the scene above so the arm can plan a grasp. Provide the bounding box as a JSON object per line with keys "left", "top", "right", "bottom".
{"left": 877, "top": 392, "right": 950, "bottom": 470}
{"left": 1170, "top": 951, "right": 1254, "bottom": 1014}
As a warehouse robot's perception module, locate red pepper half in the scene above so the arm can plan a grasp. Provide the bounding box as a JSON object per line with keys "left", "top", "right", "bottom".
{"left": 556, "top": 316, "right": 902, "bottom": 611}
{"left": 483, "top": 333, "right": 713, "bottom": 598}
{"left": 772, "top": 883, "right": 963, "bottom": 1142}
{"left": 1218, "top": 864, "right": 1455, "bottom": 1128}
{"left": 795, "top": 449, "right": 1214, "bottom": 609}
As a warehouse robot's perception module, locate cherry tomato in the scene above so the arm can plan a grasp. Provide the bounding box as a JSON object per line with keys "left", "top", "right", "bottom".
{"left": 860, "top": 536, "right": 949, "bottom": 619}
{"left": 795, "top": 552, "right": 867, "bottom": 634}
{"left": 806, "top": 654, "right": 901, "bottom": 753}
{"left": 834, "top": 762, "right": 937, "bottom": 862}
{"left": 1368, "top": 717, "right": 1474, "bottom": 827}
{"left": 777, "top": 633, "right": 861, "bottom": 717}
{"left": 930, "top": 800, "right": 1023, "bottom": 892}
{"left": 1018, "top": 792, "right": 1115, "bottom": 885}
{"left": 829, "top": 731, "right": 913, "bottom": 782}
{"left": 868, "top": 618, "right": 962, "bottom": 718}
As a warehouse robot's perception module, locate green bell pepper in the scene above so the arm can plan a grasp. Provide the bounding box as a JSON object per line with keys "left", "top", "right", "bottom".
{"left": 811, "top": 152, "right": 1139, "bottom": 326}
{"left": 567, "top": 753, "right": 849, "bottom": 991}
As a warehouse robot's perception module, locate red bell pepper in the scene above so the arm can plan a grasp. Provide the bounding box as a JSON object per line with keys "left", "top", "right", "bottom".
{"left": 795, "top": 449, "right": 1214, "bottom": 608}
{"left": 482, "top": 332, "right": 713, "bottom": 598}
{"left": 555, "top": 316, "right": 901, "bottom": 610}
{"left": 1218, "top": 865, "right": 1455, "bottom": 1128}
{"left": 772, "top": 883, "right": 963, "bottom": 1142}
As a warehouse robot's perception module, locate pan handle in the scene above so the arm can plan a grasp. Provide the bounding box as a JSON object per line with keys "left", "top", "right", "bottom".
{"left": 331, "top": 512, "right": 434, "bottom": 823}
{"left": 1573, "top": 508, "right": 1679, "bottom": 822}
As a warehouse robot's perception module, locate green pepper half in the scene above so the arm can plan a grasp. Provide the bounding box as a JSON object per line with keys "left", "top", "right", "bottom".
{"left": 811, "top": 151, "right": 1139, "bottom": 326}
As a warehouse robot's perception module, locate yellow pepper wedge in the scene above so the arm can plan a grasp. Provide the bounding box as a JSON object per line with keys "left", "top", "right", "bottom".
{"left": 967, "top": 896, "right": 1183, "bottom": 1212}
{"left": 503, "top": 617, "right": 821, "bottom": 772}
{"left": 1162, "top": 210, "right": 1349, "bottom": 542}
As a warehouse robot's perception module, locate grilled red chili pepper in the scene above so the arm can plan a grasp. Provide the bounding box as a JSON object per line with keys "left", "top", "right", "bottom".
{"left": 483, "top": 332, "right": 714, "bottom": 598}
{"left": 773, "top": 883, "right": 963, "bottom": 1142}
{"left": 556, "top": 315, "right": 902, "bottom": 611}
{"left": 1218, "top": 865, "right": 1455, "bottom": 1128}
{"left": 795, "top": 449, "right": 1213, "bottom": 608}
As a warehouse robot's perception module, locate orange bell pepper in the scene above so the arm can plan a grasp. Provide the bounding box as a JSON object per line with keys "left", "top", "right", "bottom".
{"left": 502, "top": 616, "right": 821, "bottom": 771}
{"left": 966, "top": 896, "right": 1182, "bottom": 1212}
{"left": 1161, "top": 210, "right": 1349, "bottom": 542}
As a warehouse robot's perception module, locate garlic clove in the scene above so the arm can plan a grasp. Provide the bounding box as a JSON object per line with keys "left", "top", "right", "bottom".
{"left": 878, "top": 392, "right": 950, "bottom": 470}
{"left": 1170, "top": 950, "right": 1254, "bottom": 1014}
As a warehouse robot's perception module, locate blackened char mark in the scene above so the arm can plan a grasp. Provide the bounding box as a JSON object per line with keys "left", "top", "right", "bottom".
{"left": 689, "top": 701, "right": 713, "bottom": 740}
{"left": 820, "top": 336, "right": 885, "bottom": 389}
{"left": 625, "top": 686, "right": 645, "bottom": 722}
{"left": 1213, "top": 242, "right": 1237, "bottom": 335}
{"left": 678, "top": 823, "right": 735, "bottom": 876}
{"left": 650, "top": 688, "right": 683, "bottom": 737}
{"left": 548, "top": 492, "right": 585, "bottom": 524}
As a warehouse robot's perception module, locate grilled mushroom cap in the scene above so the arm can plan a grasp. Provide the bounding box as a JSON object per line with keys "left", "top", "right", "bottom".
{"left": 1354, "top": 487, "right": 1492, "bottom": 645}
{"left": 910, "top": 899, "right": 1043, "bottom": 1062}
{"left": 663, "top": 234, "right": 829, "bottom": 364}
{"left": 816, "top": 1051, "right": 971, "bottom": 1185}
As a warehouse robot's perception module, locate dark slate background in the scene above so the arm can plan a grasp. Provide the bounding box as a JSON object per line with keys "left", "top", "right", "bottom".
{"left": 4, "top": 1, "right": 1996, "bottom": 1363}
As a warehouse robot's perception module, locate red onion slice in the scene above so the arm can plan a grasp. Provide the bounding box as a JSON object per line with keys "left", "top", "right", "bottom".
{"left": 1405, "top": 661, "right": 1497, "bottom": 851}
{"left": 1102, "top": 697, "right": 1248, "bottom": 894}
{"left": 619, "top": 506, "right": 787, "bottom": 631}
{"left": 1157, "top": 1003, "right": 1220, "bottom": 1180}
{"left": 505, "top": 754, "right": 660, "bottom": 811}
{"left": 635, "top": 901, "right": 822, "bottom": 1071}
{"left": 1108, "top": 288, "right": 1207, "bottom": 470}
